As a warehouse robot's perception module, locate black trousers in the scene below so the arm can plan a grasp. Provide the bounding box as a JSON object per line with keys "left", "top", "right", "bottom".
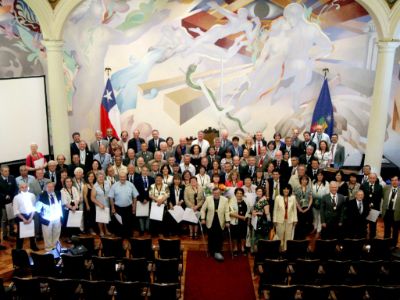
{"left": 368, "top": 220, "right": 377, "bottom": 239}
{"left": 321, "top": 223, "right": 342, "bottom": 240}
{"left": 207, "top": 214, "right": 223, "bottom": 255}
{"left": 384, "top": 211, "right": 399, "bottom": 246}
{"left": 115, "top": 205, "right": 133, "bottom": 238}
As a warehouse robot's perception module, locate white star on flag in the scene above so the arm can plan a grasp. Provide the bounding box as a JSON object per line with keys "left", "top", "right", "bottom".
{"left": 103, "top": 90, "right": 112, "bottom": 102}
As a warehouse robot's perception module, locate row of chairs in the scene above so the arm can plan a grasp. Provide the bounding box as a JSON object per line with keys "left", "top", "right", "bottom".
{"left": 255, "top": 238, "right": 395, "bottom": 266}
{"left": 17, "top": 254, "right": 182, "bottom": 284}
{"left": 6, "top": 277, "right": 180, "bottom": 300}
{"left": 12, "top": 238, "right": 183, "bottom": 278}
{"left": 258, "top": 258, "right": 400, "bottom": 288}
{"left": 262, "top": 284, "right": 400, "bottom": 300}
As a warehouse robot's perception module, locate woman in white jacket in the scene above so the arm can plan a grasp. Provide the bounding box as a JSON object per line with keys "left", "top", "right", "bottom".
{"left": 273, "top": 184, "right": 297, "bottom": 251}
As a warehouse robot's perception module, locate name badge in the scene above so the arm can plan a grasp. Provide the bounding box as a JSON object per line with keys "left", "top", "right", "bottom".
{"left": 333, "top": 206, "right": 337, "bottom": 211}
{"left": 369, "top": 194, "right": 373, "bottom": 198}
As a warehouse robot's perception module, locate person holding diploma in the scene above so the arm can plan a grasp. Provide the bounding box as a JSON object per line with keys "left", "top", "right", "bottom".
{"left": 91, "top": 171, "right": 111, "bottom": 237}
{"left": 13, "top": 183, "right": 38, "bottom": 251}
{"left": 184, "top": 177, "right": 205, "bottom": 239}
{"left": 201, "top": 187, "right": 230, "bottom": 261}
{"left": 166, "top": 175, "right": 185, "bottom": 236}
{"left": 134, "top": 166, "right": 155, "bottom": 236}
{"left": 25, "top": 143, "right": 47, "bottom": 173}
{"left": 35, "top": 182, "right": 63, "bottom": 251}
{"left": 61, "top": 177, "right": 82, "bottom": 243}
{"left": 109, "top": 171, "right": 139, "bottom": 238}
{"left": 149, "top": 174, "right": 170, "bottom": 236}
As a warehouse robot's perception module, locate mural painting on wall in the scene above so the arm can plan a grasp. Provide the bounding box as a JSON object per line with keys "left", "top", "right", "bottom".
{"left": 1, "top": 0, "right": 400, "bottom": 165}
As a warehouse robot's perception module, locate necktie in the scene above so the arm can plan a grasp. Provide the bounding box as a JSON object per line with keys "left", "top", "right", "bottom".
{"left": 50, "top": 194, "right": 55, "bottom": 204}
{"left": 144, "top": 177, "right": 148, "bottom": 189}
{"left": 277, "top": 161, "right": 280, "bottom": 168}
{"left": 98, "top": 140, "right": 101, "bottom": 147}
{"left": 5, "top": 177, "right": 8, "bottom": 183}
{"left": 51, "top": 173, "right": 55, "bottom": 182}
{"left": 358, "top": 201, "right": 362, "bottom": 213}
{"left": 259, "top": 157, "right": 264, "bottom": 168}
{"left": 370, "top": 184, "right": 373, "bottom": 194}
{"left": 257, "top": 142, "right": 261, "bottom": 156}
{"left": 389, "top": 189, "right": 397, "bottom": 210}
{"left": 39, "top": 180, "right": 44, "bottom": 190}
{"left": 274, "top": 183, "right": 279, "bottom": 199}
{"left": 155, "top": 140, "right": 158, "bottom": 150}
{"left": 222, "top": 140, "right": 225, "bottom": 148}
{"left": 318, "top": 134, "right": 321, "bottom": 143}
{"left": 332, "top": 195, "right": 336, "bottom": 208}
{"left": 331, "top": 143, "right": 336, "bottom": 155}
{"left": 291, "top": 168, "right": 296, "bottom": 175}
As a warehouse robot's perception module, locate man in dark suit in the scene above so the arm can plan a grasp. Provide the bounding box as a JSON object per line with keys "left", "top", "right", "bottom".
{"left": 136, "top": 143, "right": 153, "bottom": 165}
{"left": 148, "top": 129, "right": 165, "bottom": 153}
{"left": 228, "top": 136, "right": 243, "bottom": 157}
{"left": 382, "top": 175, "right": 400, "bottom": 247}
{"left": 254, "top": 131, "right": 267, "bottom": 156}
{"left": 70, "top": 132, "right": 81, "bottom": 160}
{"left": 330, "top": 134, "right": 346, "bottom": 168}
{"left": 321, "top": 181, "right": 346, "bottom": 239}
{"left": 298, "top": 131, "right": 317, "bottom": 155}
{"left": 361, "top": 173, "right": 383, "bottom": 239}
{"left": 267, "top": 169, "right": 286, "bottom": 215}
{"left": 55, "top": 154, "right": 69, "bottom": 173}
{"left": 68, "top": 154, "right": 86, "bottom": 177}
{"left": 240, "top": 157, "right": 257, "bottom": 180}
{"left": 123, "top": 149, "right": 137, "bottom": 166}
{"left": 299, "top": 145, "right": 316, "bottom": 167}
{"left": 90, "top": 130, "right": 109, "bottom": 154}
{"left": 0, "top": 165, "right": 17, "bottom": 243}
{"left": 346, "top": 190, "right": 369, "bottom": 239}
{"left": 280, "top": 136, "right": 299, "bottom": 159}
{"left": 77, "top": 141, "right": 93, "bottom": 172}
{"left": 306, "top": 159, "right": 320, "bottom": 182}
{"left": 127, "top": 129, "right": 145, "bottom": 154}
{"left": 174, "top": 137, "right": 188, "bottom": 163}
{"left": 256, "top": 146, "right": 269, "bottom": 172}
{"left": 213, "top": 138, "right": 226, "bottom": 158}
{"left": 206, "top": 146, "right": 221, "bottom": 169}
{"left": 44, "top": 160, "right": 60, "bottom": 186}
{"left": 134, "top": 166, "right": 155, "bottom": 235}
{"left": 272, "top": 151, "right": 290, "bottom": 181}
{"left": 103, "top": 127, "right": 118, "bottom": 143}
{"left": 220, "top": 129, "right": 232, "bottom": 150}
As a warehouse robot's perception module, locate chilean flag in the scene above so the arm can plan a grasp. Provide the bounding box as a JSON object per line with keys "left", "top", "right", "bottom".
{"left": 100, "top": 78, "right": 121, "bottom": 138}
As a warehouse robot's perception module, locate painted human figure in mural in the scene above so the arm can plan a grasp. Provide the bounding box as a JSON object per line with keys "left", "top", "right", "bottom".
{"left": 271, "top": 3, "right": 333, "bottom": 110}
{"left": 63, "top": 0, "right": 168, "bottom": 137}
{"left": 187, "top": 1, "right": 260, "bottom": 61}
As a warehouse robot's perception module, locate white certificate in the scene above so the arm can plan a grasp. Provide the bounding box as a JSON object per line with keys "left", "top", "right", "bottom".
{"left": 95, "top": 206, "right": 110, "bottom": 224}
{"left": 114, "top": 213, "right": 123, "bottom": 224}
{"left": 366, "top": 209, "right": 380, "bottom": 222}
{"left": 5, "top": 203, "right": 15, "bottom": 220}
{"left": 245, "top": 193, "right": 256, "bottom": 208}
{"left": 182, "top": 208, "right": 199, "bottom": 224}
{"left": 168, "top": 205, "right": 184, "bottom": 223}
{"left": 66, "top": 210, "right": 83, "bottom": 227}
{"left": 149, "top": 202, "right": 164, "bottom": 221}
{"left": 251, "top": 215, "right": 258, "bottom": 230}
{"left": 20, "top": 221, "right": 35, "bottom": 238}
{"left": 136, "top": 201, "right": 150, "bottom": 217}
{"left": 33, "top": 158, "right": 45, "bottom": 168}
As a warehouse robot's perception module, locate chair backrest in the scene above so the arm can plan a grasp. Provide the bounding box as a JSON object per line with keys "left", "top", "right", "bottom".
{"left": 268, "top": 285, "right": 297, "bottom": 300}
{"left": 340, "top": 238, "right": 367, "bottom": 260}
{"left": 158, "top": 239, "right": 181, "bottom": 260}
{"left": 256, "top": 240, "right": 281, "bottom": 262}
{"left": 91, "top": 256, "right": 117, "bottom": 281}
{"left": 285, "top": 240, "right": 309, "bottom": 261}
{"left": 122, "top": 257, "right": 149, "bottom": 283}
{"left": 129, "top": 238, "right": 154, "bottom": 261}
{"left": 81, "top": 280, "right": 113, "bottom": 300}
{"left": 154, "top": 258, "right": 180, "bottom": 284}
{"left": 77, "top": 236, "right": 96, "bottom": 257}
{"left": 11, "top": 249, "right": 31, "bottom": 269}
{"left": 301, "top": 285, "right": 330, "bottom": 300}
{"left": 355, "top": 260, "right": 383, "bottom": 284}
{"left": 370, "top": 238, "right": 392, "bottom": 260}
{"left": 332, "top": 285, "right": 367, "bottom": 300}
{"left": 324, "top": 260, "right": 351, "bottom": 284}
{"left": 47, "top": 277, "right": 80, "bottom": 300}
{"left": 114, "top": 281, "right": 142, "bottom": 300}
{"left": 292, "top": 259, "right": 321, "bottom": 285}
{"left": 314, "top": 239, "right": 338, "bottom": 261}
{"left": 13, "top": 277, "right": 42, "bottom": 298}
{"left": 62, "top": 254, "right": 86, "bottom": 279}
{"left": 150, "top": 283, "right": 179, "bottom": 300}
{"left": 101, "top": 237, "right": 125, "bottom": 258}
{"left": 261, "top": 259, "right": 288, "bottom": 285}
{"left": 31, "top": 252, "right": 57, "bottom": 277}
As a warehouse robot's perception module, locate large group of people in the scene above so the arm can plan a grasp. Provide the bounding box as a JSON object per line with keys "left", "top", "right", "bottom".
{"left": 0, "top": 125, "right": 399, "bottom": 262}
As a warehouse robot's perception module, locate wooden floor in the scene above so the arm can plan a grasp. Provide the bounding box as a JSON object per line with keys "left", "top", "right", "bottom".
{"left": 0, "top": 219, "right": 396, "bottom": 300}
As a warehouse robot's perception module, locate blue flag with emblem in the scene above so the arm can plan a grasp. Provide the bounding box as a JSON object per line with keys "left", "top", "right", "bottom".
{"left": 311, "top": 78, "right": 334, "bottom": 137}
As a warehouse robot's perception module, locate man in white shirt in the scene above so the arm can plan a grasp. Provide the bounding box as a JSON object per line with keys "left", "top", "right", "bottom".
{"left": 13, "top": 183, "right": 38, "bottom": 250}
{"left": 311, "top": 125, "right": 331, "bottom": 149}
{"left": 179, "top": 154, "right": 196, "bottom": 175}
{"left": 191, "top": 131, "right": 210, "bottom": 156}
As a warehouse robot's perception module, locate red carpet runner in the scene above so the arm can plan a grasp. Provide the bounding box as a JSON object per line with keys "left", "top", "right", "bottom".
{"left": 184, "top": 251, "right": 256, "bottom": 300}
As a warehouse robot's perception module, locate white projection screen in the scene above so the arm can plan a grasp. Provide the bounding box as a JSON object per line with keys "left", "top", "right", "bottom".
{"left": 0, "top": 76, "right": 50, "bottom": 163}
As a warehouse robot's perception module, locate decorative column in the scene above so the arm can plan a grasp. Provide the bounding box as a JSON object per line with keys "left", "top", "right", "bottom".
{"left": 364, "top": 41, "right": 399, "bottom": 173}
{"left": 42, "top": 40, "right": 71, "bottom": 162}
